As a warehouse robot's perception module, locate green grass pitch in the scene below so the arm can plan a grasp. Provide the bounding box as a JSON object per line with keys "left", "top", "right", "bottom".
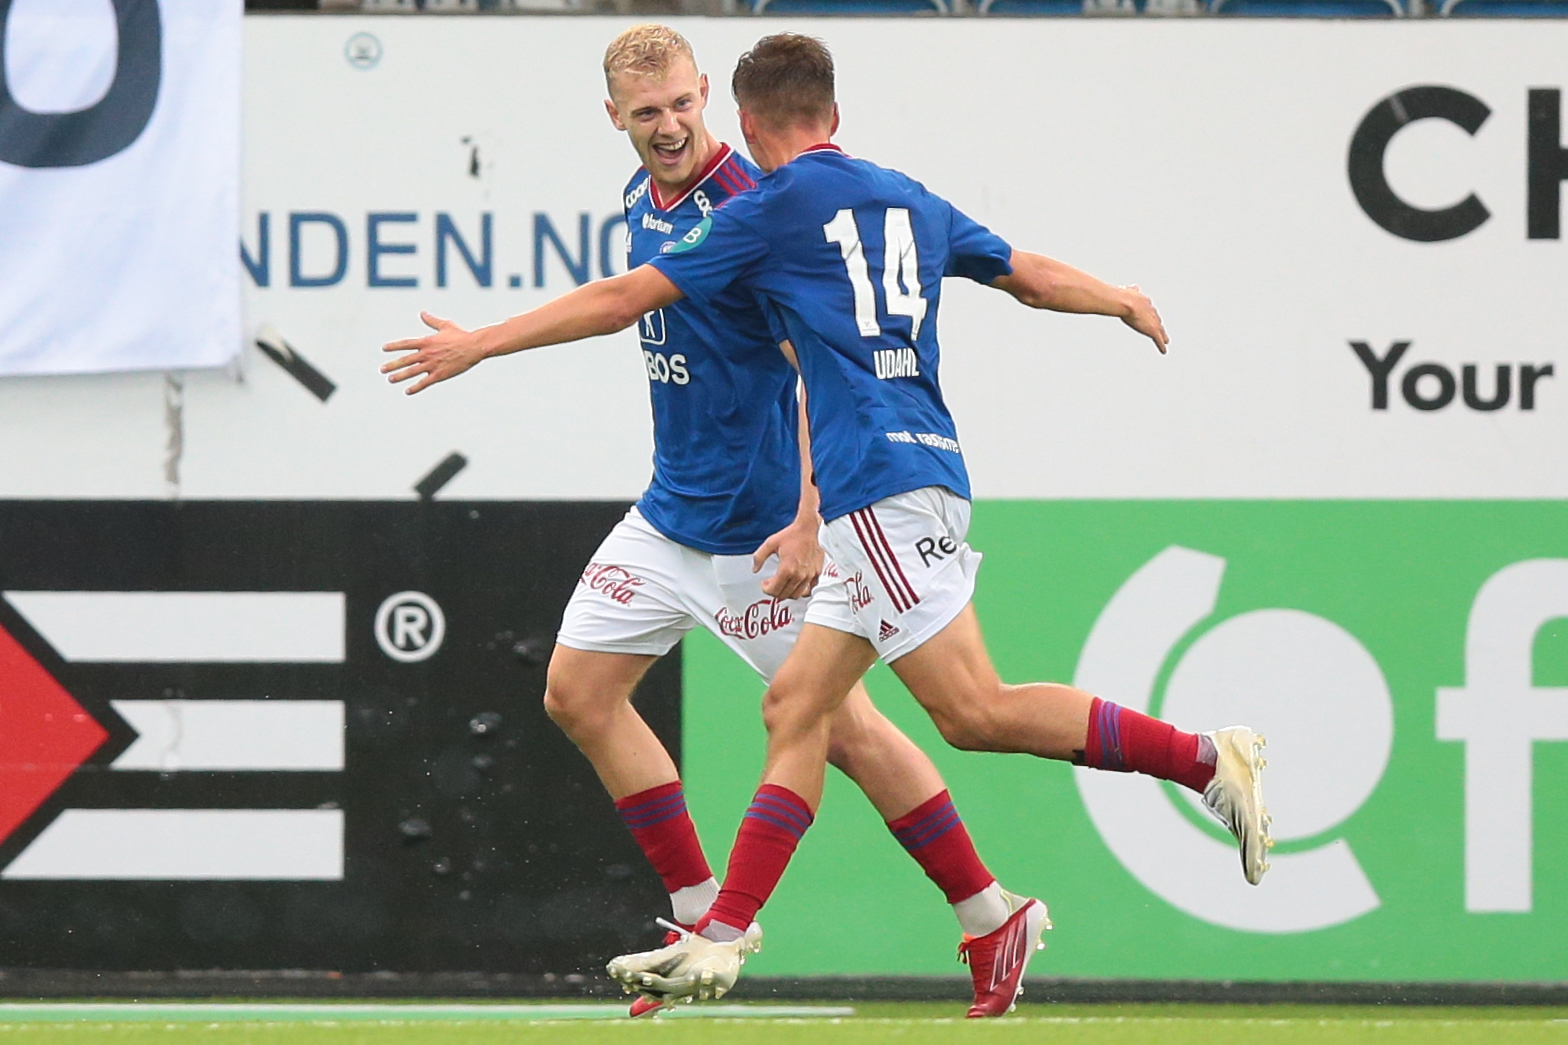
{"left": 0, "top": 1002, "right": 1565, "bottom": 1045}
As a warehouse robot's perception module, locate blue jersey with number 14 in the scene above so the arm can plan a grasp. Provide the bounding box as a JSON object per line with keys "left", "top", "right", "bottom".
{"left": 623, "top": 144, "right": 802, "bottom": 556}
{"left": 650, "top": 146, "right": 1014, "bottom": 523}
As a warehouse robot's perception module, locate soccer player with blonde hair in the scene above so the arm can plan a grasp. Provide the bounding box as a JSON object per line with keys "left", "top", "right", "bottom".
{"left": 384, "top": 29, "right": 1269, "bottom": 1016}
{"left": 399, "top": 25, "right": 1040, "bottom": 1017}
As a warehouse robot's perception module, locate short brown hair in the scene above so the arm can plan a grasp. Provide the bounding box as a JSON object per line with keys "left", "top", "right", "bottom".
{"left": 603, "top": 24, "right": 695, "bottom": 90}
{"left": 731, "top": 34, "right": 834, "bottom": 129}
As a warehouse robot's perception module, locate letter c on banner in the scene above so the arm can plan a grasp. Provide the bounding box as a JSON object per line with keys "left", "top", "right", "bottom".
{"left": 1073, "top": 546, "right": 1386, "bottom": 934}
{"left": 0, "top": 0, "right": 162, "bottom": 168}
{"left": 1347, "top": 85, "right": 1491, "bottom": 243}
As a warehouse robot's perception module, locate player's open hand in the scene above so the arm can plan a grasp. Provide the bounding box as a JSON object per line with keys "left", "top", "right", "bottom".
{"left": 753, "top": 515, "right": 825, "bottom": 601}
{"left": 381, "top": 312, "right": 489, "bottom": 394}
{"left": 1120, "top": 286, "right": 1169, "bottom": 355}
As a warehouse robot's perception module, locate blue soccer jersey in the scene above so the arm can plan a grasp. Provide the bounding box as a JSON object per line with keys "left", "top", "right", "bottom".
{"left": 623, "top": 144, "right": 803, "bottom": 556}
{"left": 649, "top": 146, "right": 1014, "bottom": 523}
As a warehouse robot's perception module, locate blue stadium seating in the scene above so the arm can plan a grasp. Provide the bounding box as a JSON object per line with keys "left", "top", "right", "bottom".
{"left": 979, "top": 0, "right": 1413, "bottom": 13}
{"left": 753, "top": 0, "right": 946, "bottom": 11}
{"left": 1441, "top": 0, "right": 1568, "bottom": 13}
{"left": 978, "top": 0, "right": 1094, "bottom": 13}
{"left": 1211, "top": 0, "right": 1401, "bottom": 13}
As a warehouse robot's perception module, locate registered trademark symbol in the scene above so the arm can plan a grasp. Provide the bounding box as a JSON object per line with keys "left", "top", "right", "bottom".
{"left": 375, "top": 592, "right": 445, "bottom": 663}
{"left": 345, "top": 33, "right": 382, "bottom": 71}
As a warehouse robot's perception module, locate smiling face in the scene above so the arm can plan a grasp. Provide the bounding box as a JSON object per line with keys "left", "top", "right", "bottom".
{"left": 605, "top": 56, "right": 716, "bottom": 194}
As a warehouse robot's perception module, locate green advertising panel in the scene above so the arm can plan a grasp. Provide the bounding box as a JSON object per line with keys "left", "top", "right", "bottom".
{"left": 682, "top": 501, "right": 1568, "bottom": 982}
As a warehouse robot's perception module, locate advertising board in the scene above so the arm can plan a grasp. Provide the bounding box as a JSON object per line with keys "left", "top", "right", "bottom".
{"left": 0, "top": 501, "right": 679, "bottom": 972}
{"left": 686, "top": 502, "right": 1568, "bottom": 980}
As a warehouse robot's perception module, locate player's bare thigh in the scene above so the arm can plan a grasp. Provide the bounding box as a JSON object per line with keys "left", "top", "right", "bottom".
{"left": 762, "top": 623, "right": 879, "bottom": 741}
{"left": 544, "top": 644, "right": 681, "bottom": 798}
{"left": 545, "top": 644, "right": 657, "bottom": 715}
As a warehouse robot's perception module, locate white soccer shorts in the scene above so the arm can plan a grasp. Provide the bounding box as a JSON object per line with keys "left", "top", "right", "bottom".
{"left": 805, "top": 486, "right": 981, "bottom": 663}
{"left": 556, "top": 507, "right": 804, "bottom": 681}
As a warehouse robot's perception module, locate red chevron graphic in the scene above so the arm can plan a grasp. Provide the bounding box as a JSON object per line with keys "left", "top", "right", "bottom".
{"left": 0, "top": 625, "right": 107, "bottom": 845}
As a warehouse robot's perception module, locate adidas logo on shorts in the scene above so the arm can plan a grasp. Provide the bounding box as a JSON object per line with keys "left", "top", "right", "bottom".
{"left": 878, "top": 619, "right": 900, "bottom": 642}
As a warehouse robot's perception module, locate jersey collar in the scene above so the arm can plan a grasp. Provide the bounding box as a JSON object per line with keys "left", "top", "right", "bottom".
{"left": 801, "top": 143, "right": 845, "bottom": 156}
{"left": 647, "top": 142, "right": 734, "bottom": 212}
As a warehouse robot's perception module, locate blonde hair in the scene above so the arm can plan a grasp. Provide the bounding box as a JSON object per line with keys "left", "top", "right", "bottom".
{"left": 603, "top": 24, "right": 696, "bottom": 89}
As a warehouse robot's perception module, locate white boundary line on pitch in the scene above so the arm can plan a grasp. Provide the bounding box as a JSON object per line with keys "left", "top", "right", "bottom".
{"left": 0, "top": 1003, "right": 857, "bottom": 1022}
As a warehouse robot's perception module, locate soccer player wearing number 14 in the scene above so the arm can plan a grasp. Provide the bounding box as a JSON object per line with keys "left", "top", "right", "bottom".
{"left": 603, "top": 35, "right": 1270, "bottom": 1004}
{"left": 383, "top": 31, "right": 1270, "bottom": 1012}
{"left": 389, "top": 25, "right": 1046, "bottom": 1019}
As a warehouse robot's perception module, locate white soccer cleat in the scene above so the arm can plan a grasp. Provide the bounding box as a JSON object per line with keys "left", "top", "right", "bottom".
{"left": 623, "top": 925, "right": 688, "bottom": 1017}
{"left": 606, "top": 919, "right": 762, "bottom": 1002}
{"left": 1201, "top": 726, "right": 1273, "bottom": 885}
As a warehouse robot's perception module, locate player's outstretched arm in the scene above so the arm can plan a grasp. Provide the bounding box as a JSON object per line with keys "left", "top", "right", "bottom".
{"left": 380, "top": 265, "right": 684, "bottom": 395}
{"left": 989, "top": 250, "right": 1168, "bottom": 355}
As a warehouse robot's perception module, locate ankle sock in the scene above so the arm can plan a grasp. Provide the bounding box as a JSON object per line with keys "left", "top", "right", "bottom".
{"left": 669, "top": 877, "right": 718, "bottom": 928}
{"left": 952, "top": 881, "right": 1012, "bottom": 938}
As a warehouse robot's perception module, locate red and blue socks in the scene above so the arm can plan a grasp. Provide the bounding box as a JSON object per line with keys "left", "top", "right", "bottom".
{"left": 696, "top": 783, "right": 813, "bottom": 941}
{"left": 887, "top": 790, "right": 995, "bottom": 903}
{"left": 1081, "top": 696, "right": 1217, "bottom": 793}
{"left": 684, "top": 784, "right": 1021, "bottom": 942}
{"left": 887, "top": 790, "right": 1008, "bottom": 937}
{"left": 614, "top": 781, "right": 717, "bottom": 927}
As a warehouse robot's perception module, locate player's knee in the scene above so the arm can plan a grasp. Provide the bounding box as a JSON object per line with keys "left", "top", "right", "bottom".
{"left": 825, "top": 695, "right": 897, "bottom": 771}
{"left": 760, "top": 679, "right": 817, "bottom": 740}
{"left": 542, "top": 680, "right": 606, "bottom": 739}
{"left": 759, "top": 684, "right": 791, "bottom": 737}
{"left": 541, "top": 685, "right": 575, "bottom": 730}
{"left": 933, "top": 714, "right": 984, "bottom": 751}
{"left": 825, "top": 727, "right": 860, "bottom": 771}
{"left": 825, "top": 715, "right": 870, "bottom": 772}
{"left": 931, "top": 701, "right": 1006, "bottom": 752}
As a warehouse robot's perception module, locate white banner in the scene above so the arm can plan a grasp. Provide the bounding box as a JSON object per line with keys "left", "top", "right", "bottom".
{"left": 0, "top": 16, "right": 1563, "bottom": 496}
{"left": 0, "top": 0, "right": 241, "bottom": 376}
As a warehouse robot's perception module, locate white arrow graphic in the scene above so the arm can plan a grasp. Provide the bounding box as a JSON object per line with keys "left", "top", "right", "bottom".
{"left": 1, "top": 591, "right": 347, "bottom": 881}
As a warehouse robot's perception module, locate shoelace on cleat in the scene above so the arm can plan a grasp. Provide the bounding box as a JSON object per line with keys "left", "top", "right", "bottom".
{"left": 656, "top": 917, "right": 692, "bottom": 941}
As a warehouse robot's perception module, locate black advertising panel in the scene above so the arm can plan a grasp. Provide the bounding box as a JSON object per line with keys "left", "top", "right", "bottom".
{"left": 0, "top": 501, "right": 678, "bottom": 974}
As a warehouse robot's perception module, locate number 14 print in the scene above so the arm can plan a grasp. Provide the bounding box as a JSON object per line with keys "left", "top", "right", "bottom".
{"left": 823, "top": 208, "right": 928, "bottom": 340}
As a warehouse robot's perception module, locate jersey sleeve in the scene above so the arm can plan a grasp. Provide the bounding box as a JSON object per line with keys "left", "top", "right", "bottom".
{"left": 756, "top": 294, "right": 790, "bottom": 348}
{"left": 943, "top": 202, "right": 1014, "bottom": 284}
{"left": 648, "top": 202, "right": 770, "bottom": 309}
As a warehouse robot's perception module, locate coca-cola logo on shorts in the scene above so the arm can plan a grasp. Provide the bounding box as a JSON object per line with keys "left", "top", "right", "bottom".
{"left": 848, "top": 571, "right": 875, "bottom": 612}
{"left": 714, "top": 598, "right": 793, "bottom": 640}
{"left": 579, "top": 563, "right": 646, "bottom": 605}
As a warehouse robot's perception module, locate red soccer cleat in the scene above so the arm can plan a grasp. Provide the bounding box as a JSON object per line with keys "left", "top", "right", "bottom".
{"left": 957, "top": 895, "right": 1051, "bottom": 1018}
{"left": 628, "top": 993, "right": 669, "bottom": 1018}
